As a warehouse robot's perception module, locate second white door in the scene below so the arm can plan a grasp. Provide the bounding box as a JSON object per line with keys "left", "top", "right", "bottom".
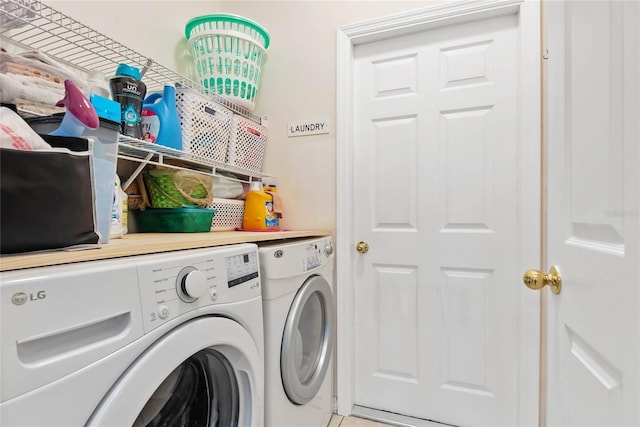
{"left": 544, "top": 1, "right": 640, "bottom": 425}
{"left": 351, "top": 3, "right": 540, "bottom": 426}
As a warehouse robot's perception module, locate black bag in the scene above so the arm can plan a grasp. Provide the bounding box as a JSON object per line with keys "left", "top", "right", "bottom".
{"left": 1, "top": 135, "right": 100, "bottom": 254}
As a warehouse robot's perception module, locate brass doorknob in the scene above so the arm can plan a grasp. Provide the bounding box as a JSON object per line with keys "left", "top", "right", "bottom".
{"left": 523, "top": 265, "right": 562, "bottom": 294}
{"left": 356, "top": 241, "right": 369, "bottom": 254}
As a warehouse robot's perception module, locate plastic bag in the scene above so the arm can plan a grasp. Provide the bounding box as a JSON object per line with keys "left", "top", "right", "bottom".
{"left": 213, "top": 172, "right": 244, "bottom": 199}
{"left": 0, "top": 106, "right": 52, "bottom": 150}
{"left": 143, "top": 167, "right": 213, "bottom": 208}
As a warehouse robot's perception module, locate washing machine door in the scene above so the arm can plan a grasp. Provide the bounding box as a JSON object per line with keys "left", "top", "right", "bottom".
{"left": 87, "top": 316, "right": 262, "bottom": 427}
{"left": 281, "top": 274, "right": 334, "bottom": 405}
{"left": 132, "top": 348, "right": 238, "bottom": 426}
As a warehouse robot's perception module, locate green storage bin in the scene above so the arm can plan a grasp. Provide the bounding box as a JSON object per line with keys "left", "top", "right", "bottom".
{"left": 131, "top": 208, "right": 215, "bottom": 233}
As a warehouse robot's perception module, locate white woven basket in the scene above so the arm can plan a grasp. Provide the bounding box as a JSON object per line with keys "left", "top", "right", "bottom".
{"left": 175, "top": 87, "right": 232, "bottom": 163}
{"left": 209, "top": 198, "right": 245, "bottom": 231}
{"left": 227, "top": 114, "right": 267, "bottom": 173}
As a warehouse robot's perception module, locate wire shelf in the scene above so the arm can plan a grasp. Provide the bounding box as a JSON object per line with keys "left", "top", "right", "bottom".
{"left": 117, "top": 136, "right": 269, "bottom": 189}
{"left": 1, "top": 0, "right": 271, "bottom": 190}
{"left": 0, "top": 0, "right": 263, "bottom": 124}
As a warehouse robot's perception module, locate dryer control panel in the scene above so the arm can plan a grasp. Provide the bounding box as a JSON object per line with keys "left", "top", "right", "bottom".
{"left": 259, "top": 236, "right": 334, "bottom": 280}
{"left": 136, "top": 244, "right": 260, "bottom": 333}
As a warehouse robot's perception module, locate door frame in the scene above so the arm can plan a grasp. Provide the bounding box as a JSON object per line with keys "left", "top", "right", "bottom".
{"left": 336, "top": 0, "right": 541, "bottom": 422}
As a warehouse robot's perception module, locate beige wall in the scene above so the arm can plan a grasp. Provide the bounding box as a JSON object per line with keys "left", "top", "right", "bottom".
{"left": 46, "top": 0, "right": 435, "bottom": 232}
{"left": 220, "top": 1, "right": 435, "bottom": 233}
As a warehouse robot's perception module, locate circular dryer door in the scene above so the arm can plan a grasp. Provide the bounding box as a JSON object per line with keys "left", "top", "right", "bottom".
{"left": 281, "top": 274, "right": 334, "bottom": 405}
{"left": 86, "top": 317, "right": 262, "bottom": 426}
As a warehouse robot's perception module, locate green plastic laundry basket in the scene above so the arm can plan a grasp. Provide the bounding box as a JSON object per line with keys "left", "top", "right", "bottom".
{"left": 185, "top": 14, "right": 270, "bottom": 111}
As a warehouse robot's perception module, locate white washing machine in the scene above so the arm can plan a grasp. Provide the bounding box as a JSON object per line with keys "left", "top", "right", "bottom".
{"left": 0, "top": 243, "right": 264, "bottom": 426}
{"left": 259, "top": 236, "right": 335, "bottom": 427}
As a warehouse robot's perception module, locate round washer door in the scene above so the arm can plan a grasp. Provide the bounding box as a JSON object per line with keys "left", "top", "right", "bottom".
{"left": 281, "top": 274, "right": 334, "bottom": 405}
{"left": 87, "top": 316, "right": 262, "bottom": 426}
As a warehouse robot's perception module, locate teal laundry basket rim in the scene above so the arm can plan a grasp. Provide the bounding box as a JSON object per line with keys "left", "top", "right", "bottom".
{"left": 185, "top": 13, "right": 270, "bottom": 49}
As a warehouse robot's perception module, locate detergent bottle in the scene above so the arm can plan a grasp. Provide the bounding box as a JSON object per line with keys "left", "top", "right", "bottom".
{"left": 110, "top": 175, "right": 124, "bottom": 239}
{"left": 109, "top": 63, "right": 146, "bottom": 139}
{"left": 49, "top": 79, "right": 99, "bottom": 137}
{"left": 242, "top": 180, "right": 280, "bottom": 230}
{"left": 142, "top": 84, "right": 182, "bottom": 151}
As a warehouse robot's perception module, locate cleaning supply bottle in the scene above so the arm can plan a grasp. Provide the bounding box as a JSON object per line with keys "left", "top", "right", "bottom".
{"left": 120, "top": 184, "right": 128, "bottom": 235}
{"left": 242, "top": 180, "right": 280, "bottom": 230}
{"left": 141, "top": 109, "right": 159, "bottom": 143}
{"left": 141, "top": 84, "right": 182, "bottom": 150}
{"left": 87, "top": 70, "right": 111, "bottom": 99}
{"left": 110, "top": 175, "right": 124, "bottom": 239}
{"left": 49, "top": 79, "right": 100, "bottom": 137}
{"left": 109, "top": 63, "right": 146, "bottom": 139}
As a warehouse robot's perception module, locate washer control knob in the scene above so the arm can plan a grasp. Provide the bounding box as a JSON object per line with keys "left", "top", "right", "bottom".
{"left": 177, "top": 267, "right": 207, "bottom": 302}
{"left": 210, "top": 288, "right": 218, "bottom": 301}
{"left": 324, "top": 240, "right": 334, "bottom": 257}
{"left": 158, "top": 304, "right": 170, "bottom": 319}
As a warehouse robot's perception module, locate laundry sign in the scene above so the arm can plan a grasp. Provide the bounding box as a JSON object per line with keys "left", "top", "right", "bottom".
{"left": 287, "top": 119, "right": 330, "bottom": 137}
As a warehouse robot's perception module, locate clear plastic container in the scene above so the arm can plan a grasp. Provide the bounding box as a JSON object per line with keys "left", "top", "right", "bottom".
{"left": 26, "top": 115, "right": 120, "bottom": 243}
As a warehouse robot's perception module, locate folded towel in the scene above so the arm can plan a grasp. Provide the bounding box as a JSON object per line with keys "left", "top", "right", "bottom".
{"left": 0, "top": 51, "right": 89, "bottom": 92}
{"left": 0, "top": 72, "right": 65, "bottom": 106}
{"left": 0, "top": 61, "right": 64, "bottom": 84}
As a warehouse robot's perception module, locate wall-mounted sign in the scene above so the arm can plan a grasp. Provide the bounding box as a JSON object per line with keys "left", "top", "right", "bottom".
{"left": 287, "top": 119, "right": 330, "bottom": 137}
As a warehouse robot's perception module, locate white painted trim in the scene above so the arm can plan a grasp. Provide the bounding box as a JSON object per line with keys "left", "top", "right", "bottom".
{"left": 335, "top": 25, "right": 355, "bottom": 417}
{"left": 336, "top": 0, "right": 540, "bottom": 422}
{"left": 340, "top": 0, "right": 523, "bottom": 45}
{"left": 514, "top": 1, "right": 542, "bottom": 425}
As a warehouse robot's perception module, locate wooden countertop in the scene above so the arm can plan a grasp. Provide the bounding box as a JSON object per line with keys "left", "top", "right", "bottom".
{"left": 0, "top": 230, "right": 331, "bottom": 272}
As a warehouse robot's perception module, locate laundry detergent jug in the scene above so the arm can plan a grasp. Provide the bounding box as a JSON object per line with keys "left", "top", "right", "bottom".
{"left": 242, "top": 181, "right": 281, "bottom": 231}
{"left": 142, "top": 84, "right": 182, "bottom": 150}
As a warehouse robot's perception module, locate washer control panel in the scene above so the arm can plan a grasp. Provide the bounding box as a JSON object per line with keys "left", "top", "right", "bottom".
{"left": 136, "top": 244, "right": 260, "bottom": 333}
{"left": 226, "top": 251, "right": 259, "bottom": 288}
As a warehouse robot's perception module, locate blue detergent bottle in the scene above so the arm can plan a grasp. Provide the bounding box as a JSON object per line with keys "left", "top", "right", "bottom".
{"left": 142, "top": 84, "right": 183, "bottom": 150}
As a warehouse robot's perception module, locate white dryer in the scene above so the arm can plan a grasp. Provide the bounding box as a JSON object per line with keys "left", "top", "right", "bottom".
{"left": 259, "top": 236, "right": 335, "bottom": 427}
{"left": 0, "top": 244, "right": 264, "bottom": 426}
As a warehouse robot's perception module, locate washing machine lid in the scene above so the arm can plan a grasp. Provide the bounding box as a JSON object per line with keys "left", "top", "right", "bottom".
{"left": 281, "top": 275, "right": 334, "bottom": 405}
{"left": 87, "top": 316, "right": 262, "bottom": 426}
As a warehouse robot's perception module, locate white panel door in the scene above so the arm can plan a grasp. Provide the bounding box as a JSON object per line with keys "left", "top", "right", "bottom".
{"left": 351, "top": 6, "right": 539, "bottom": 426}
{"left": 544, "top": 1, "right": 639, "bottom": 425}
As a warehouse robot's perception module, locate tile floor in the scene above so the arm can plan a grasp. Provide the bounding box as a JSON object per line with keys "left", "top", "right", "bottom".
{"left": 329, "top": 415, "right": 395, "bottom": 427}
{"left": 328, "top": 412, "right": 453, "bottom": 427}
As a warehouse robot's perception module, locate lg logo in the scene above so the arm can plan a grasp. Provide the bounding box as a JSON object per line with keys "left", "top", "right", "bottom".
{"left": 11, "top": 291, "right": 46, "bottom": 305}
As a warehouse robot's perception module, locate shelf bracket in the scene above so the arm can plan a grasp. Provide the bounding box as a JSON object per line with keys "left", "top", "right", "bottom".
{"left": 122, "top": 152, "right": 153, "bottom": 191}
